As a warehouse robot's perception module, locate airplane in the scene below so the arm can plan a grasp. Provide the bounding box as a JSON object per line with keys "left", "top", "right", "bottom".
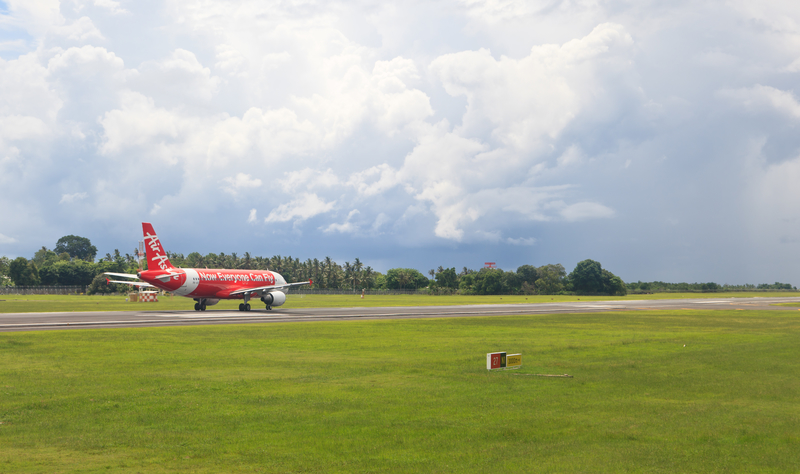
{"left": 105, "top": 223, "right": 312, "bottom": 312}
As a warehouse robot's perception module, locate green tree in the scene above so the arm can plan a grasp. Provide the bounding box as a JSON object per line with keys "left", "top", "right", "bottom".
{"left": 435, "top": 267, "right": 458, "bottom": 290}
{"left": 0, "top": 256, "right": 9, "bottom": 277}
{"left": 459, "top": 273, "right": 476, "bottom": 294}
{"left": 33, "top": 247, "right": 58, "bottom": 267}
{"left": 601, "top": 269, "right": 627, "bottom": 296}
{"left": 87, "top": 273, "right": 116, "bottom": 295}
{"left": 569, "top": 259, "right": 603, "bottom": 293}
{"left": 9, "top": 257, "right": 40, "bottom": 286}
{"left": 55, "top": 235, "right": 98, "bottom": 261}
{"left": 501, "top": 270, "right": 521, "bottom": 294}
{"left": 472, "top": 268, "right": 503, "bottom": 295}
{"left": 362, "top": 266, "right": 375, "bottom": 289}
{"left": 49, "top": 260, "right": 95, "bottom": 286}
{"left": 385, "top": 268, "right": 428, "bottom": 289}
{"left": 0, "top": 256, "right": 11, "bottom": 286}
{"left": 185, "top": 252, "right": 204, "bottom": 268}
{"left": 569, "top": 260, "right": 626, "bottom": 296}
{"left": 39, "top": 265, "right": 60, "bottom": 285}
{"left": 534, "top": 264, "right": 567, "bottom": 294}
{"left": 516, "top": 265, "right": 538, "bottom": 285}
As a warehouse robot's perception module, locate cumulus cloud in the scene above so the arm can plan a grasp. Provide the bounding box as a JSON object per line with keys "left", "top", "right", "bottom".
{"left": 719, "top": 85, "right": 800, "bottom": 118}
{"left": 223, "top": 173, "right": 262, "bottom": 196}
{"left": 323, "top": 209, "right": 361, "bottom": 234}
{"left": 133, "top": 49, "right": 221, "bottom": 105}
{"left": 264, "top": 193, "right": 336, "bottom": 223}
{"left": 93, "top": 0, "right": 128, "bottom": 15}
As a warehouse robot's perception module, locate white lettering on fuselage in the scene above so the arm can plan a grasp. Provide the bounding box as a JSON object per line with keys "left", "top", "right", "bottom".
{"left": 196, "top": 271, "right": 273, "bottom": 284}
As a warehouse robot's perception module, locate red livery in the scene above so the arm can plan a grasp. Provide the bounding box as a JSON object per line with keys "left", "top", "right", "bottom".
{"left": 105, "top": 223, "right": 312, "bottom": 312}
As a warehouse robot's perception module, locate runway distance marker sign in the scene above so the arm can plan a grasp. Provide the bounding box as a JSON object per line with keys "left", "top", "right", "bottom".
{"left": 487, "top": 352, "right": 522, "bottom": 370}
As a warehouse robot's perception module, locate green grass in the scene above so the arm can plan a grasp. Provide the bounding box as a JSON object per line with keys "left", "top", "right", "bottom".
{"left": 773, "top": 302, "right": 800, "bottom": 307}
{"left": 1, "top": 309, "right": 800, "bottom": 472}
{"left": 1, "top": 291, "right": 798, "bottom": 313}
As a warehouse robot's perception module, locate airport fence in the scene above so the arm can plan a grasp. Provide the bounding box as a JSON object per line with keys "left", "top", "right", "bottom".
{"left": 0, "top": 286, "right": 87, "bottom": 295}
{"left": 291, "top": 288, "right": 428, "bottom": 295}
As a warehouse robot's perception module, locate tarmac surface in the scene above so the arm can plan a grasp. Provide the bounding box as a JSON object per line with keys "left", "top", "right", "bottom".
{"left": 1, "top": 296, "right": 799, "bottom": 332}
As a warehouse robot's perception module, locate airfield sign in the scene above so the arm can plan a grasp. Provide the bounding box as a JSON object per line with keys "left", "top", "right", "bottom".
{"left": 486, "top": 352, "right": 522, "bottom": 370}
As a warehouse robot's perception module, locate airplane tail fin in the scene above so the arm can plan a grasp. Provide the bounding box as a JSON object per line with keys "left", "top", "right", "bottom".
{"left": 142, "top": 222, "right": 176, "bottom": 271}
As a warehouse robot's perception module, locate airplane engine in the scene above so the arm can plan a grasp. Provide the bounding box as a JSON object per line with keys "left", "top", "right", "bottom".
{"left": 205, "top": 298, "right": 220, "bottom": 306}
{"left": 261, "top": 291, "right": 286, "bottom": 307}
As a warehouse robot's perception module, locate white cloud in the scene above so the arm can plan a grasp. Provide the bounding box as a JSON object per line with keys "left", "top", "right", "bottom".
{"left": 59, "top": 192, "right": 87, "bottom": 204}
{"left": 347, "top": 164, "right": 400, "bottom": 196}
{"left": 557, "top": 145, "right": 584, "bottom": 167}
{"left": 133, "top": 49, "right": 221, "bottom": 104}
{"left": 98, "top": 91, "right": 184, "bottom": 156}
{"left": 264, "top": 193, "right": 336, "bottom": 223}
{"left": 281, "top": 168, "right": 340, "bottom": 193}
{"left": 47, "top": 45, "right": 124, "bottom": 75}
{"left": 94, "top": 0, "right": 128, "bottom": 15}
{"left": 560, "top": 202, "right": 615, "bottom": 221}
{"left": 223, "top": 173, "right": 262, "bottom": 196}
{"left": 323, "top": 209, "right": 361, "bottom": 234}
{"left": 507, "top": 237, "right": 536, "bottom": 246}
{"left": 52, "top": 16, "right": 103, "bottom": 41}
{"left": 0, "top": 233, "right": 18, "bottom": 244}
{"left": 719, "top": 85, "right": 800, "bottom": 118}
{"left": 247, "top": 208, "right": 257, "bottom": 223}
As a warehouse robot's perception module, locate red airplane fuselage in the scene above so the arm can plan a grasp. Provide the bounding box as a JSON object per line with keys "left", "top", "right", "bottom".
{"left": 138, "top": 267, "right": 286, "bottom": 300}
{"left": 129, "top": 223, "right": 307, "bottom": 311}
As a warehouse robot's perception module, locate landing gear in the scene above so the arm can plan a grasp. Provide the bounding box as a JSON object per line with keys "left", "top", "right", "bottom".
{"left": 194, "top": 299, "right": 207, "bottom": 311}
{"left": 238, "top": 294, "right": 253, "bottom": 311}
{"left": 265, "top": 305, "right": 272, "bottom": 311}
{"left": 195, "top": 302, "right": 200, "bottom": 311}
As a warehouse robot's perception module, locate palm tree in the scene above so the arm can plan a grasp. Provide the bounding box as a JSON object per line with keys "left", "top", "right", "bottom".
{"left": 396, "top": 269, "right": 412, "bottom": 290}
{"left": 324, "top": 256, "right": 333, "bottom": 289}
{"left": 353, "top": 257, "right": 363, "bottom": 289}
{"left": 363, "top": 266, "right": 374, "bottom": 289}
{"left": 344, "top": 261, "right": 353, "bottom": 290}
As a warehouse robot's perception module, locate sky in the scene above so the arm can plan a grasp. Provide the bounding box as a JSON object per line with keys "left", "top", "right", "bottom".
{"left": 1, "top": 0, "right": 800, "bottom": 285}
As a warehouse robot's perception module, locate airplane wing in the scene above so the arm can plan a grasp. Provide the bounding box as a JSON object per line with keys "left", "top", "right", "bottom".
{"left": 104, "top": 272, "right": 140, "bottom": 279}
{"left": 229, "top": 280, "right": 313, "bottom": 296}
{"left": 106, "top": 279, "right": 156, "bottom": 288}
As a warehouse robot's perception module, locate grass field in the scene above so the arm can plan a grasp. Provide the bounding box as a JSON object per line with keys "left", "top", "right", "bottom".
{"left": 2, "top": 309, "right": 799, "bottom": 472}
{"left": 1, "top": 291, "right": 799, "bottom": 313}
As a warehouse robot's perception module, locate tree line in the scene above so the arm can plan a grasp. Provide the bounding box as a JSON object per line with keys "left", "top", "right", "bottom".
{"left": 0, "top": 234, "right": 628, "bottom": 296}
{"left": 1, "top": 234, "right": 794, "bottom": 295}
{"left": 427, "top": 259, "right": 626, "bottom": 296}
{"left": 627, "top": 281, "right": 796, "bottom": 292}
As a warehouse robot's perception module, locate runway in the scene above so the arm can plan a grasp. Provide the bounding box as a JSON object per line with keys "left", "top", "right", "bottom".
{"left": 1, "top": 296, "right": 799, "bottom": 331}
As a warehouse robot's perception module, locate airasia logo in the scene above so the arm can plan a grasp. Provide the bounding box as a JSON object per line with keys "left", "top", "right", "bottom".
{"left": 144, "top": 232, "right": 170, "bottom": 270}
